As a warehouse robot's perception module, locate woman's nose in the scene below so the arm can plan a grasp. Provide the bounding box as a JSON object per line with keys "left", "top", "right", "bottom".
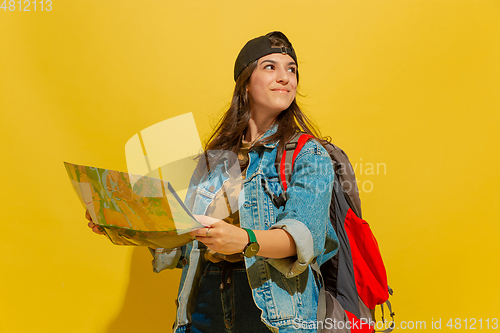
{"left": 276, "top": 68, "right": 289, "bottom": 84}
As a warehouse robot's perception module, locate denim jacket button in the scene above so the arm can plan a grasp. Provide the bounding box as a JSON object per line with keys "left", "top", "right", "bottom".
{"left": 181, "top": 258, "right": 188, "bottom": 265}
{"left": 209, "top": 185, "right": 215, "bottom": 192}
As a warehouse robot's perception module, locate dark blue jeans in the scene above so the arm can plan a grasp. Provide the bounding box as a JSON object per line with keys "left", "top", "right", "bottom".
{"left": 189, "top": 261, "right": 271, "bottom": 333}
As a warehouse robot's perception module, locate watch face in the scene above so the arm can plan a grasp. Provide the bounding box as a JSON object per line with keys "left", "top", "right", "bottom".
{"left": 244, "top": 242, "right": 260, "bottom": 258}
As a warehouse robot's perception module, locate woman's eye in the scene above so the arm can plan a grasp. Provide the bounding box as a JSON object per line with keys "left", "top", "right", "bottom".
{"left": 264, "top": 64, "right": 274, "bottom": 70}
{"left": 288, "top": 67, "right": 297, "bottom": 74}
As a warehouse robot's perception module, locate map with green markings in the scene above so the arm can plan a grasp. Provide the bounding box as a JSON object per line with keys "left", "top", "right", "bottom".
{"left": 64, "top": 162, "right": 202, "bottom": 248}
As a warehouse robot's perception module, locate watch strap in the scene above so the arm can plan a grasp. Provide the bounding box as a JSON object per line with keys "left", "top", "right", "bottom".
{"left": 243, "top": 228, "right": 257, "bottom": 243}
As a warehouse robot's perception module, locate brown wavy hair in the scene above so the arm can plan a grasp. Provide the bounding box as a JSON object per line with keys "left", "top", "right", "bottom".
{"left": 204, "top": 32, "right": 329, "bottom": 166}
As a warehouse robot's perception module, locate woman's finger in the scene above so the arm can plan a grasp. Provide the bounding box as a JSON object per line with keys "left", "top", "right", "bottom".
{"left": 87, "top": 220, "right": 104, "bottom": 235}
{"left": 92, "top": 225, "right": 105, "bottom": 235}
{"left": 85, "top": 210, "right": 92, "bottom": 221}
{"left": 190, "top": 227, "right": 213, "bottom": 238}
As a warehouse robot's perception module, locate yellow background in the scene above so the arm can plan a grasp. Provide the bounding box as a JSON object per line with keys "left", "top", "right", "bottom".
{"left": 1, "top": 0, "right": 499, "bottom": 332}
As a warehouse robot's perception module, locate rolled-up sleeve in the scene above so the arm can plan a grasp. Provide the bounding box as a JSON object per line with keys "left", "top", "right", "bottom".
{"left": 266, "top": 140, "right": 336, "bottom": 278}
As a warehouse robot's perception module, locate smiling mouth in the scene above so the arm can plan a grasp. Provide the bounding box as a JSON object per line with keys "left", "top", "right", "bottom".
{"left": 271, "top": 89, "right": 289, "bottom": 93}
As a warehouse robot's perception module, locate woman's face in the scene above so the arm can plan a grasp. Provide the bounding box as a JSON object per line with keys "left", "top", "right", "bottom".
{"left": 247, "top": 53, "right": 297, "bottom": 117}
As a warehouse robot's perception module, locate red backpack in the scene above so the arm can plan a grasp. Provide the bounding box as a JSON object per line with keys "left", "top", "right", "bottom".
{"left": 278, "top": 133, "right": 394, "bottom": 333}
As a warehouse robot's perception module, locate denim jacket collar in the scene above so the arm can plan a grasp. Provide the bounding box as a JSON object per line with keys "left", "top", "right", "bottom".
{"left": 259, "top": 123, "right": 279, "bottom": 149}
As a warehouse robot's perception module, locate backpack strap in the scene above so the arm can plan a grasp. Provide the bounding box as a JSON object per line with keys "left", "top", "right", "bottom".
{"left": 262, "top": 132, "right": 311, "bottom": 208}
{"left": 375, "top": 299, "right": 395, "bottom": 333}
{"left": 310, "top": 260, "right": 327, "bottom": 325}
{"left": 279, "top": 135, "right": 363, "bottom": 218}
{"left": 262, "top": 132, "right": 313, "bottom": 208}
{"left": 280, "top": 133, "right": 314, "bottom": 192}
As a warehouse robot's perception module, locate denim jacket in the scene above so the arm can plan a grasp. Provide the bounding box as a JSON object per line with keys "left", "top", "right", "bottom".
{"left": 152, "top": 125, "right": 339, "bottom": 332}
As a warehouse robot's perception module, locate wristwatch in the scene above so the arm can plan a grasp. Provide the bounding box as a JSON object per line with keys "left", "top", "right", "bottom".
{"left": 242, "top": 228, "right": 260, "bottom": 258}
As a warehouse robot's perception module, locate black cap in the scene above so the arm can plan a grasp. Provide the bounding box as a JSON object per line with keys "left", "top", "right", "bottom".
{"left": 234, "top": 31, "right": 297, "bottom": 81}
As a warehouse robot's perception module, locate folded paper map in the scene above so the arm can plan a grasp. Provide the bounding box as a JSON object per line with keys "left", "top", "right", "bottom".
{"left": 64, "top": 162, "right": 203, "bottom": 248}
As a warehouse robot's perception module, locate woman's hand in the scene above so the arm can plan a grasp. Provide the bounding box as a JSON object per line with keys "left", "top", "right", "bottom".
{"left": 190, "top": 215, "right": 248, "bottom": 255}
{"left": 85, "top": 210, "right": 105, "bottom": 235}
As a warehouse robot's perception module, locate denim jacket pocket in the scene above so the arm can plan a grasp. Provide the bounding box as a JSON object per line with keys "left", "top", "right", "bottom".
{"left": 191, "top": 186, "right": 216, "bottom": 214}
{"left": 259, "top": 176, "right": 283, "bottom": 227}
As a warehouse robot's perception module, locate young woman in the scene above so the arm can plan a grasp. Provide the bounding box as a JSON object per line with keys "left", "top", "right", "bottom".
{"left": 88, "top": 31, "right": 338, "bottom": 333}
